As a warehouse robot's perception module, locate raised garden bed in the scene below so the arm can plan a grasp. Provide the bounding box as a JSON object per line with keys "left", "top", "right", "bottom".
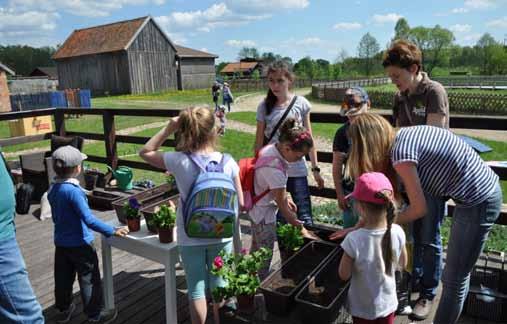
{"left": 140, "top": 195, "right": 180, "bottom": 233}
{"left": 305, "top": 223, "right": 343, "bottom": 244}
{"left": 112, "top": 183, "right": 178, "bottom": 224}
{"left": 87, "top": 187, "right": 144, "bottom": 210}
{"left": 259, "top": 240, "right": 338, "bottom": 316}
{"left": 295, "top": 248, "right": 349, "bottom": 323}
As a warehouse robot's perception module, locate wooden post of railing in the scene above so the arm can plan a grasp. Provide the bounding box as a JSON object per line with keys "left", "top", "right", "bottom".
{"left": 54, "top": 109, "right": 66, "bottom": 136}
{"left": 102, "top": 110, "right": 118, "bottom": 170}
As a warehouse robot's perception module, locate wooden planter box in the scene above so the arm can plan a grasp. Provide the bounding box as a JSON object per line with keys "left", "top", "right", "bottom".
{"left": 87, "top": 187, "right": 145, "bottom": 210}
{"left": 259, "top": 241, "right": 338, "bottom": 316}
{"left": 295, "top": 249, "right": 349, "bottom": 323}
{"left": 140, "top": 194, "right": 180, "bottom": 234}
{"left": 112, "top": 183, "right": 178, "bottom": 224}
{"left": 305, "top": 223, "right": 343, "bottom": 244}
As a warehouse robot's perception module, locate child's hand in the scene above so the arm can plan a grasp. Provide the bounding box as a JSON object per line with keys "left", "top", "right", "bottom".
{"left": 337, "top": 194, "right": 350, "bottom": 211}
{"left": 313, "top": 172, "right": 325, "bottom": 189}
{"left": 302, "top": 227, "right": 320, "bottom": 240}
{"left": 329, "top": 227, "right": 354, "bottom": 241}
{"left": 287, "top": 213, "right": 303, "bottom": 227}
{"left": 114, "top": 226, "right": 129, "bottom": 237}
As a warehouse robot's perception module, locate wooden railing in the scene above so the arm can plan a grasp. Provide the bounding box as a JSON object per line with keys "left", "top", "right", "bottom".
{"left": 1, "top": 108, "right": 506, "bottom": 224}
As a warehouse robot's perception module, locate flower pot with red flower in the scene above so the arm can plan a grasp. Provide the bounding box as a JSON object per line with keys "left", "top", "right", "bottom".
{"left": 211, "top": 247, "right": 272, "bottom": 314}
{"left": 152, "top": 203, "right": 176, "bottom": 243}
{"left": 124, "top": 198, "right": 141, "bottom": 232}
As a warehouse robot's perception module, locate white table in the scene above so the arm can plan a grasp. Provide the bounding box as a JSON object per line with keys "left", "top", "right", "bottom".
{"left": 101, "top": 220, "right": 179, "bottom": 324}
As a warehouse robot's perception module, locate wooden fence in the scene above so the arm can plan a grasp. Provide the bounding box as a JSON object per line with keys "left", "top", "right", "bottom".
{"left": 0, "top": 108, "right": 506, "bottom": 224}
{"left": 313, "top": 88, "right": 507, "bottom": 115}
{"left": 433, "top": 76, "right": 507, "bottom": 88}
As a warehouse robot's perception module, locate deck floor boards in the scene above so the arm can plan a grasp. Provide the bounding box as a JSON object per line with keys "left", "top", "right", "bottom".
{"left": 15, "top": 205, "right": 497, "bottom": 324}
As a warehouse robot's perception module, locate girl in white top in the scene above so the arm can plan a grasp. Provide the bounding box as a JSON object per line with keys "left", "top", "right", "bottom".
{"left": 339, "top": 172, "right": 407, "bottom": 324}
{"left": 250, "top": 118, "right": 316, "bottom": 279}
{"left": 254, "top": 60, "right": 324, "bottom": 226}
{"left": 139, "top": 106, "right": 243, "bottom": 324}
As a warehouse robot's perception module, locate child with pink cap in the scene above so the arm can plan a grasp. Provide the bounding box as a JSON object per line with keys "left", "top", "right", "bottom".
{"left": 339, "top": 172, "right": 407, "bottom": 324}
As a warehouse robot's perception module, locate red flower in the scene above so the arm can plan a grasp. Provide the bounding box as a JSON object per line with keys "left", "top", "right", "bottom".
{"left": 213, "top": 256, "right": 224, "bottom": 269}
{"left": 241, "top": 248, "right": 248, "bottom": 255}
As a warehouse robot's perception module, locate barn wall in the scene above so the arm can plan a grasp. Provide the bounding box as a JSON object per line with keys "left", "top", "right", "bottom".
{"left": 179, "top": 57, "right": 216, "bottom": 90}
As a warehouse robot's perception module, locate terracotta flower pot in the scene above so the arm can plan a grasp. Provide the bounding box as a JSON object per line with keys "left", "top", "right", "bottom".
{"left": 127, "top": 218, "right": 140, "bottom": 232}
{"left": 158, "top": 227, "right": 174, "bottom": 243}
{"left": 236, "top": 294, "right": 255, "bottom": 313}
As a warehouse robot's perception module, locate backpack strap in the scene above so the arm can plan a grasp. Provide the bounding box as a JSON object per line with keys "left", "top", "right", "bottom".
{"left": 251, "top": 155, "right": 287, "bottom": 204}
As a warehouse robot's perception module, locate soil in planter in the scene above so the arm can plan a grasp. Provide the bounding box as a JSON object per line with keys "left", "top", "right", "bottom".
{"left": 263, "top": 241, "right": 337, "bottom": 293}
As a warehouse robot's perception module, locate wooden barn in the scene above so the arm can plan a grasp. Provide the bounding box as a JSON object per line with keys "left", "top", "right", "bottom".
{"left": 53, "top": 16, "right": 178, "bottom": 95}
{"left": 175, "top": 45, "right": 218, "bottom": 90}
{"left": 29, "top": 67, "right": 58, "bottom": 80}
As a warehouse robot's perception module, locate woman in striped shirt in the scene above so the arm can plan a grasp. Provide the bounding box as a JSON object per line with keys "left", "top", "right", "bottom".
{"left": 344, "top": 113, "right": 502, "bottom": 324}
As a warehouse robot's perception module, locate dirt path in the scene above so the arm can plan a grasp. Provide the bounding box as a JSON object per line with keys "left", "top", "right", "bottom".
{"left": 234, "top": 89, "right": 507, "bottom": 142}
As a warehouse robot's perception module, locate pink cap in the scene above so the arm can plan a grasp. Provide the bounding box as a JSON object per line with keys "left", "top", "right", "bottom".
{"left": 345, "top": 172, "right": 393, "bottom": 205}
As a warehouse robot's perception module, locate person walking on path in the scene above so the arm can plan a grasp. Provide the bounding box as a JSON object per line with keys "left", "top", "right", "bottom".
{"left": 222, "top": 82, "right": 234, "bottom": 112}
{"left": 212, "top": 82, "right": 221, "bottom": 111}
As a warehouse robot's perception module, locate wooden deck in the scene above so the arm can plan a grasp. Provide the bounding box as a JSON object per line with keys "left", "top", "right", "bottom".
{"left": 16, "top": 205, "right": 498, "bottom": 324}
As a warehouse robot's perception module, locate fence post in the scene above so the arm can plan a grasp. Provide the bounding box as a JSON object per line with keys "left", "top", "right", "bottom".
{"left": 54, "top": 110, "right": 66, "bottom": 136}
{"left": 103, "top": 110, "right": 118, "bottom": 170}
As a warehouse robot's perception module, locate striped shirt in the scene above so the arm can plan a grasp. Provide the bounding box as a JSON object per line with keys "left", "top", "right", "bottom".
{"left": 392, "top": 126, "right": 498, "bottom": 207}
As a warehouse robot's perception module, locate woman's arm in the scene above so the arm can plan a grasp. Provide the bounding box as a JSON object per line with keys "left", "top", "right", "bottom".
{"left": 303, "top": 113, "right": 324, "bottom": 189}
{"left": 338, "top": 252, "right": 353, "bottom": 281}
{"left": 399, "top": 244, "right": 408, "bottom": 269}
{"left": 254, "top": 120, "right": 266, "bottom": 154}
{"left": 332, "top": 152, "right": 348, "bottom": 210}
{"left": 272, "top": 187, "right": 301, "bottom": 227}
{"left": 139, "top": 117, "right": 179, "bottom": 170}
{"left": 393, "top": 161, "right": 428, "bottom": 224}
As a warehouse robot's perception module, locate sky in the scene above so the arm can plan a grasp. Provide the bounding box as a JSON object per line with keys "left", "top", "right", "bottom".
{"left": 1, "top": 0, "right": 507, "bottom": 63}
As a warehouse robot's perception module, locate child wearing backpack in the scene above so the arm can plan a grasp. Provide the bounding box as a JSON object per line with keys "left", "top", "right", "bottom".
{"left": 48, "top": 146, "right": 129, "bottom": 324}
{"left": 248, "top": 118, "right": 316, "bottom": 280}
{"left": 139, "top": 106, "right": 243, "bottom": 324}
{"left": 339, "top": 172, "right": 407, "bottom": 324}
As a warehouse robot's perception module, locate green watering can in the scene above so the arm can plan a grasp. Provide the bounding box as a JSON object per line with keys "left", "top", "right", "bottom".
{"left": 107, "top": 166, "right": 133, "bottom": 191}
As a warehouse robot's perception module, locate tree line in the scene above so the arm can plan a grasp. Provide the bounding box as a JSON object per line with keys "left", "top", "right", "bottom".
{"left": 0, "top": 45, "right": 56, "bottom": 76}
{"left": 222, "top": 18, "right": 507, "bottom": 79}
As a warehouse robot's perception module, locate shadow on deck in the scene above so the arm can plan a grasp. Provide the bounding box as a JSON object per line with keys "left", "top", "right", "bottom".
{"left": 16, "top": 204, "right": 498, "bottom": 324}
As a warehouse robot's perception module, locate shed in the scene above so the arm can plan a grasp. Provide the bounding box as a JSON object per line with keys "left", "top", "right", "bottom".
{"left": 175, "top": 45, "right": 218, "bottom": 90}
{"left": 53, "top": 16, "right": 178, "bottom": 95}
{"left": 0, "top": 62, "right": 15, "bottom": 112}
{"left": 220, "top": 61, "right": 262, "bottom": 78}
{"left": 29, "top": 67, "right": 58, "bottom": 79}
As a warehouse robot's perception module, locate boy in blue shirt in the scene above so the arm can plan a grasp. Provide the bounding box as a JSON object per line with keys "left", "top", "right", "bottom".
{"left": 48, "top": 146, "right": 128, "bottom": 323}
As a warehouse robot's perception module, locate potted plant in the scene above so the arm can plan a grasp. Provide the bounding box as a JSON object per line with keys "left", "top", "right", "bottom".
{"left": 123, "top": 197, "right": 141, "bottom": 232}
{"left": 165, "top": 173, "right": 176, "bottom": 189}
{"left": 277, "top": 223, "right": 304, "bottom": 263}
{"left": 151, "top": 204, "right": 177, "bottom": 243}
{"left": 211, "top": 247, "right": 272, "bottom": 313}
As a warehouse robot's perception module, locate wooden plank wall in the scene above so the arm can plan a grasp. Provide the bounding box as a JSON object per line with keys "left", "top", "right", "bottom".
{"left": 56, "top": 53, "right": 131, "bottom": 95}
{"left": 127, "top": 20, "right": 178, "bottom": 94}
{"left": 179, "top": 57, "right": 216, "bottom": 90}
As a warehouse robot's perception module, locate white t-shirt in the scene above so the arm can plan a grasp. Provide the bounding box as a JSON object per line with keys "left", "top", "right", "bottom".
{"left": 163, "top": 151, "right": 239, "bottom": 246}
{"left": 249, "top": 144, "right": 288, "bottom": 225}
{"left": 341, "top": 224, "right": 406, "bottom": 320}
{"left": 256, "top": 95, "right": 311, "bottom": 178}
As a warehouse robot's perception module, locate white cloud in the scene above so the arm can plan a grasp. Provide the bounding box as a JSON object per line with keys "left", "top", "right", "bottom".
{"left": 451, "top": 7, "right": 469, "bottom": 13}
{"left": 225, "top": 39, "right": 256, "bottom": 47}
{"left": 7, "top": 0, "right": 165, "bottom": 17}
{"left": 372, "top": 13, "right": 403, "bottom": 24}
{"left": 450, "top": 24, "right": 472, "bottom": 33}
{"left": 295, "top": 37, "right": 323, "bottom": 46}
{"left": 225, "top": 0, "right": 309, "bottom": 12}
{"left": 486, "top": 16, "right": 507, "bottom": 28}
{"left": 464, "top": 0, "right": 496, "bottom": 9}
{"left": 333, "top": 22, "right": 362, "bottom": 30}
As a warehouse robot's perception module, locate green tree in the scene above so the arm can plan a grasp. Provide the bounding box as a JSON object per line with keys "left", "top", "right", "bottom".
{"left": 394, "top": 18, "right": 411, "bottom": 41}
{"left": 476, "top": 33, "right": 499, "bottom": 74}
{"left": 294, "top": 56, "right": 316, "bottom": 79}
{"left": 357, "top": 32, "right": 380, "bottom": 76}
{"left": 216, "top": 62, "right": 229, "bottom": 75}
{"left": 409, "top": 25, "right": 454, "bottom": 75}
{"left": 237, "top": 47, "right": 260, "bottom": 60}
{"left": 251, "top": 69, "right": 261, "bottom": 80}
{"left": 0, "top": 45, "right": 56, "bottom": 76}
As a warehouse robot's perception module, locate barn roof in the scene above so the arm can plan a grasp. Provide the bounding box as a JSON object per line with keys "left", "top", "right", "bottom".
{"left": 0, "top": 62, "right": 15, "bottom": 75}
{"left": 175, "top": 45, "right": 218, "bottom": 58}
{"left": 220, "top": 62, "right": 259, "bottom": 73}
{"left": 53, "top": 16, "right": 176, "bottom": 60}
{"left": 30, "top": 67, "right": 58, "bottom": 78}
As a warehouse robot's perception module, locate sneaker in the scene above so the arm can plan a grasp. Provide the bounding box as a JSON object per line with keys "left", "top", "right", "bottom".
{"left": 55, "top": 303, "right": 76, "bottom": 324}
{"left": 88, "top": 309, "right": 118, "bottom": 323}
{"left": 412, "top": 298, "right": 433, "bottom": 320}
{"left": 396, "top": 305, "right": 413, "bottom": 315}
